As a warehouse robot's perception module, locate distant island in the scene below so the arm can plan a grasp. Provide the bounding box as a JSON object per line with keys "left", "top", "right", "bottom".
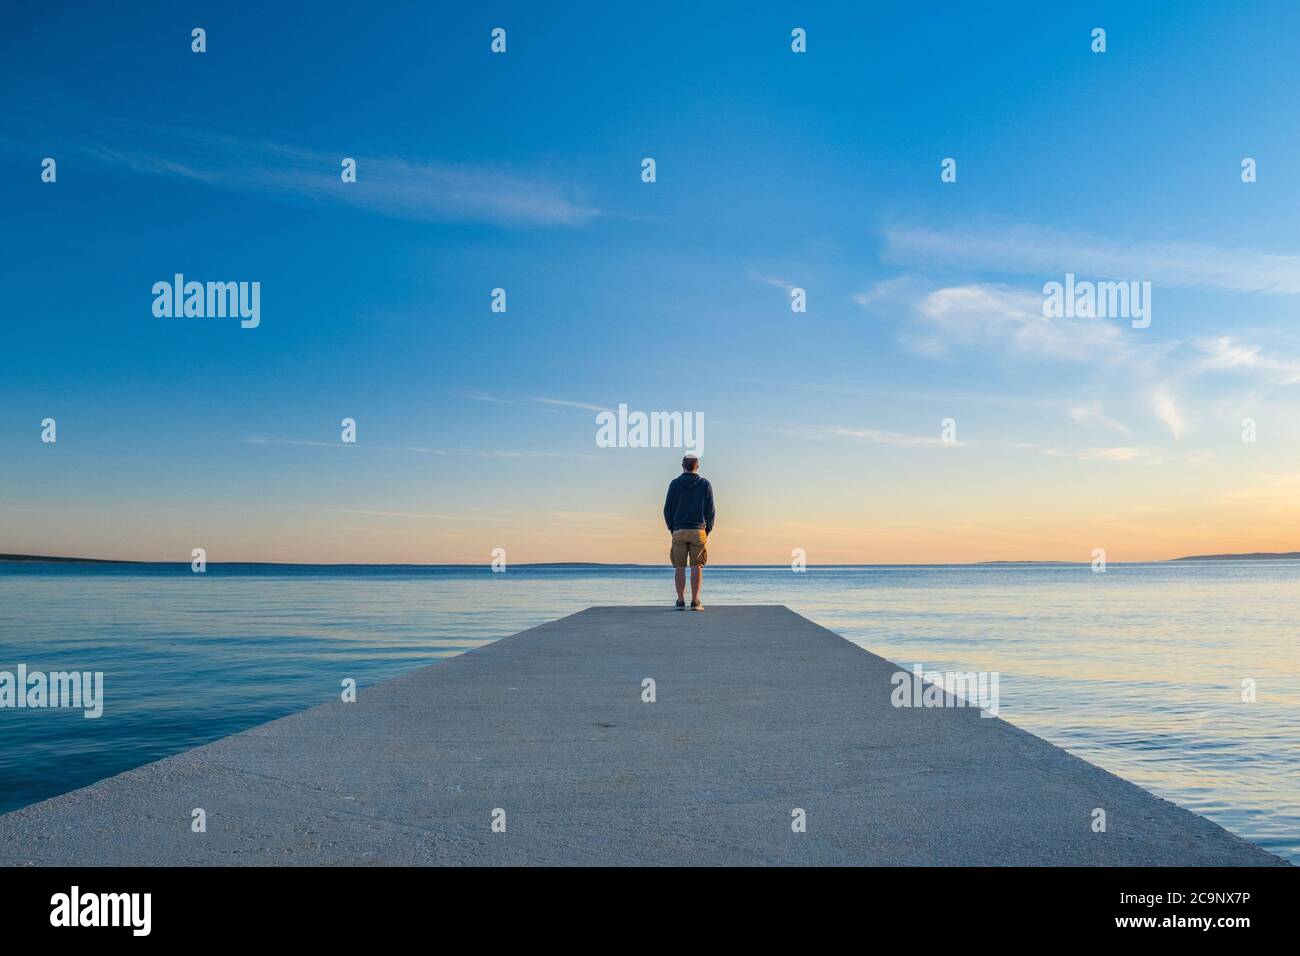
{"left": 0, "top": 553, "right": 140, "bottom": 564}
{"left": 1171, "top": 551, "right": 1300, "bottom": 562}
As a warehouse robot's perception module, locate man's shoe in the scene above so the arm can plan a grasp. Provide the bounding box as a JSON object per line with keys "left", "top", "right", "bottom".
{"left": 691, "top": 599, "right": 703, "bottom": 611}
{"left": 675, "top": 599, "right": 686, "bottom": 610}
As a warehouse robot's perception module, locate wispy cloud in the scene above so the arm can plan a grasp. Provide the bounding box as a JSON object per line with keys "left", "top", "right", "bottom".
{"left": 851, "top": 272, "right": 1284, "bottom": 444}
{"left": 454, "top": 392, "right": 617, "bottom": 415}
{"left": 742, "top": 419, "right": 952, "bottom": 448}
{"left": 530, "top": 397, "right": 615, "bottom": 414}
{"left": 750, "top": 418, "right": 1161, "bottom": 463}
{"left": 243, "top": 435, "right": 569, "bottom": 458}
{"left": 6, "top": 106, "right": 599, "bottom": 227}
{"left": 279, "top": 506, "right": 468, "bottom": 521}
{"left": 1069, "top": 403, "right": 1135, "bottom": 438}
{"left": 748, "top": 270, "right": 799, "bottom": 294}
{"left": 861, "top": 280, "right": 1130, "bottom": 361}
{"left": 449, "top": 390, "right": 529, "bottom": 407}
{"left": 882, "top": 223, "right": 1300, "bottom": 295}
{"left": 1149, "top": 389, "right": 1186, "bottom": 439}
{"left": 1192, "top": 336, "right": 1300, "bottom": 384}
{"left": 810, "top": 425, "right": 948, "bottom": 447}
{"left": 1044, "top": 446, "right": 1159, "bottom": 463}
{"left": 852, "top": 275, "right": 916, "bottom": 309}
{"left": 717, "top": 374, "right": 1054, "bottom": 410}
{"left": 281, "top": 505, "right": 651, "bottom": 527}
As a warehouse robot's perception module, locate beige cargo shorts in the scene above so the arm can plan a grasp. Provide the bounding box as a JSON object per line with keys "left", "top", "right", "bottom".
{"left": 670, "top": 529, "right": 708, "bottom": 568}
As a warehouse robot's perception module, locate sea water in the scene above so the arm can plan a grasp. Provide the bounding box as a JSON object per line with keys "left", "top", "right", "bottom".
{"left": 1, "top": 560, "right": 1296, "bottom": 861}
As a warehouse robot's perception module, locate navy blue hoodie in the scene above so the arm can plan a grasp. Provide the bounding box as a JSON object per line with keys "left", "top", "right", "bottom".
{"left": 663, "top": 472, "right": 715, "bottom": 533}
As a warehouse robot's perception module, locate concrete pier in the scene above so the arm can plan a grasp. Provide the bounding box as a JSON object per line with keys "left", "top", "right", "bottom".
{"left": 0, "top": 606, "right": 1284, "bottom": 865}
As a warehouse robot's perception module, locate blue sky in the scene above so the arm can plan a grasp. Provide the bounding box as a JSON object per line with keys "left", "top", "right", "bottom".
{"left": 4, "top": 1, "right": 1300, "bottom": 563}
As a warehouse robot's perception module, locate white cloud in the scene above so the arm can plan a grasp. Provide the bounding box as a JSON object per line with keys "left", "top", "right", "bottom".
{"left": 1069, "top": 403, "right": 1135, "bottom": 438}
{"left": 852, "top": 276, "right": 917, "bottom": 309}
{"left": 453, "top": 392, "right": 614, "bottom": 415}
{"left": 1044, "top": 446, "right": 1154, "bottom": 462}
{"left": 820, "top": 425, "right": 947, "bottom": 447}
{"left": 749, "top": 271, "right": 798, "bottom": 294}
{"left": 1150, "top": 389, "right": 1186, "bottom": 439}
{"left": 883, "top": 223, "right": 1300, "bottom": 295}
{"left": 849, "top": 274, "right": 1300, "bottom": 442}
{"left": 243, "top": 435, "right": 568, "bottom": 458}
{"left": 886, "top": 282, "right": 1129, "bottom": 360}
{"left": 530, "top": 397, "right": 615, "bottom": 413}
{"left": 741, "top": 413, "right": 1178, "bottom": 464}
{"left": 1192, "top": 336, "right": 1300, "bottom": 384}
{"left": 6, "top": 108, "right": 598, "bottom": 227}
{"left": 1193, "top": 336, "right": 1264, "bottom": 369}
{"left": 749, "top": 421, "right": 950, "bottom": 447}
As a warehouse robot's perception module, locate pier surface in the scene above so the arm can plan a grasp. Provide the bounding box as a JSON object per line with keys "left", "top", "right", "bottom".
{"left": 0, "top": 606, "right": 1284, "bottom": 865}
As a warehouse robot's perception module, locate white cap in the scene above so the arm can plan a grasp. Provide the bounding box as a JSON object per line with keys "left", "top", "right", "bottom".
{"left": 682, "top": 452, "right": 699, "bottom": 460}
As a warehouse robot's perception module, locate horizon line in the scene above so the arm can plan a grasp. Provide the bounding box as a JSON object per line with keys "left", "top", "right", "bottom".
{"left": 4, "top": 551, "right": 1299, "bottom": 568}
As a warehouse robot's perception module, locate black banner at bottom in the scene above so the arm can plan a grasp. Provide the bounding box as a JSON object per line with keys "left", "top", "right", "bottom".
{"left": 0, "top": 865, "right": 1292, "bottom": 941}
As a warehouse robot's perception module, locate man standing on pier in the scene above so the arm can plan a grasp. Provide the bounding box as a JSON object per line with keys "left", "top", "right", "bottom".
{"left": 663, "top": 453, "right": 715, "bottom": 610}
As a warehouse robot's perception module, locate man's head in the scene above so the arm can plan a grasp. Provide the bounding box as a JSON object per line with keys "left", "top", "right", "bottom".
{"left": 682, "top": 453, "right": 700, "bottom": 473}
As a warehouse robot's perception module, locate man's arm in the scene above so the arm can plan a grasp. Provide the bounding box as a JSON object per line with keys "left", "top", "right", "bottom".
{"left": 663, "top": 482, "right": 678, "bottom": 531}
{"left": 704, "top": 481, "right": 715, "bottom": 534}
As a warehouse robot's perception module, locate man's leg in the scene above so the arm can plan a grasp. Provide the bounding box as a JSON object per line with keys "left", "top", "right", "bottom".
{"left": 670, "top": 533, "right": 687, "bottom": 606}
{"left": 689, "top": 531, "right": 706, "bottom": 608}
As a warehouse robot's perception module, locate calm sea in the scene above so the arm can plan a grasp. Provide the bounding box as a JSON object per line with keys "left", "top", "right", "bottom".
{"left": 1, "top": 560, "right": 1297, "bottom": 862}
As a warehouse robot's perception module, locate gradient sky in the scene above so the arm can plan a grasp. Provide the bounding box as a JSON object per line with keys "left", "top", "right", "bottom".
{"left": 4, "top": 1, "right": 1300, "bottom": 564}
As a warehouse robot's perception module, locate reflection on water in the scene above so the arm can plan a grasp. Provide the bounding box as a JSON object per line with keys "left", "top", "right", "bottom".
{"left": 1, "top": 560, "right": 1296, "bottom": 861}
